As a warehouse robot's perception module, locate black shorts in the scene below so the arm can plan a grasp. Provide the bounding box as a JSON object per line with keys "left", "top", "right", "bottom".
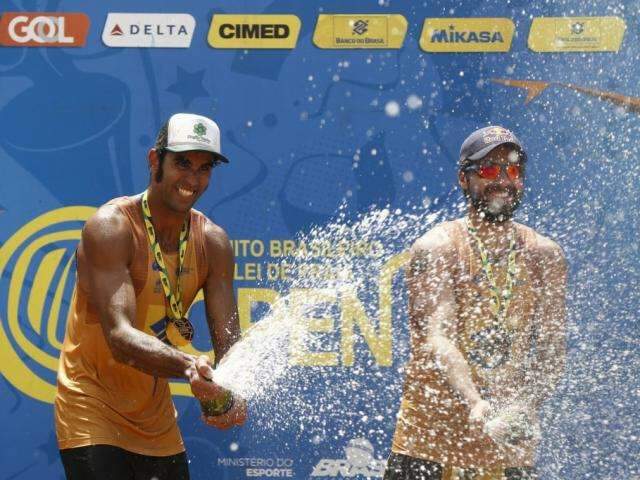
{"left": 383, "top": 452, "right": 537, "bottom": 480}
{"left": 60, "top": 444, "right": 190, "bottom": 480}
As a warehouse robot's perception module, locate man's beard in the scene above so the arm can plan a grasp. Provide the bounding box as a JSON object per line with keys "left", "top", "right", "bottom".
{"left": 467, "top": 185, "right": 522, "bottom": 223}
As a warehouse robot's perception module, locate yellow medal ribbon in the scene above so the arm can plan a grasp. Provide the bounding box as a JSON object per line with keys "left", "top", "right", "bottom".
{"left": 466, "top": 217, "right": 517, "bottom": 326}
{"left": 141, "top": 190, "right": 193, "bottom": 347}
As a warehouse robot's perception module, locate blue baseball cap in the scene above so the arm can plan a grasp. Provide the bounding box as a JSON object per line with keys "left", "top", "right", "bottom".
{"left": 459, "top": 126, "right": 526, "bottom": 169}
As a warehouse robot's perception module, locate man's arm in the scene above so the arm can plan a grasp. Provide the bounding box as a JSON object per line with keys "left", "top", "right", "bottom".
{"left": 202, "top": 221, "right": 241, "bottom": 365}
{"left": 199, "top": 220, "right": 246, "bottom": 428}
{"left": 407, "top": 231, "right": 489, "bottom": 420}
{"left": 82, "top": 206, "right": 198, "bottom": 379}
{"left": 520, "top": 240, "right": 568, "bottom": 409}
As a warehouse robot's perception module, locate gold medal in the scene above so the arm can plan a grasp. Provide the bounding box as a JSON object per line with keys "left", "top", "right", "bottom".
{"left": 166, "top": 318, "right": 194, "bottom": 347}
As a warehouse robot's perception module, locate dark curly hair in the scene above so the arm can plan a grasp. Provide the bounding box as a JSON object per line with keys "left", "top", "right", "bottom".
{"left": 153, "top": 122, "right": 169, "bottom": 182}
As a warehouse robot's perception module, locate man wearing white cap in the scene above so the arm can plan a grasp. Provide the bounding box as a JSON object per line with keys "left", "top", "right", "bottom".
{"left": 386, "top": 126, "right": 567, "bottom": 479}
{"left": 54, "top": 113, "right": 246, "bottom": 479}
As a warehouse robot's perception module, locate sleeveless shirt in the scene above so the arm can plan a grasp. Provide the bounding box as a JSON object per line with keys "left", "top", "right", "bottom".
{"left": 55, "top": 195, "right": 208, "bottom": 456}
{"left": 392, "top": 218, "right": 548, "bottom": 469}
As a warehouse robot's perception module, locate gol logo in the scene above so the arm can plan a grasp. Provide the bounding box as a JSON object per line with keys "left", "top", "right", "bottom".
{"left": 0, "top": 12, "right": 90, "bottom": 47}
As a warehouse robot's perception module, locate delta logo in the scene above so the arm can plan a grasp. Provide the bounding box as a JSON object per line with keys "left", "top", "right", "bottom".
{"left": 420, "top": 18, "right": 515, "bottom": 52}
{"left": 102, "top": 13, "right": 195, "bottom": 48}
{"left": 0, "top": 12, "right": 89, "bottom": 47}
{"left": 109, "top": 24, "right": 124, "bottom": 36}
{"left": 208, "top": 15, "right": 301, "bottom": 49}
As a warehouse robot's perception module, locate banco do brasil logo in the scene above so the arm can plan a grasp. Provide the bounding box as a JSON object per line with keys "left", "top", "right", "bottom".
{"left": 352, "top": 20, "right": 368, "bottom": 35}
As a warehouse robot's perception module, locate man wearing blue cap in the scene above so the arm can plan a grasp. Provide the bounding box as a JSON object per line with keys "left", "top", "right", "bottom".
{"left": 386, "top": 126, "right": 567, "bottom": 479}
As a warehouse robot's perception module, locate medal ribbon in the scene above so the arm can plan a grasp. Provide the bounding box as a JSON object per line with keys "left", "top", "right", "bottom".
{"left": 466, "top": 218, "right": 517, "bottom": 324}
{"left": 141, "top": 190, "right": 191, "bottom": 344}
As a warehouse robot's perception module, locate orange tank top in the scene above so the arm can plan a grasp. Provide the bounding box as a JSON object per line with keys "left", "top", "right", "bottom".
{"left": 55, "top": 195, "right": 208, "bottom": 456}
{"left": 392, "top": 218, "right": 545, "bottom": 469}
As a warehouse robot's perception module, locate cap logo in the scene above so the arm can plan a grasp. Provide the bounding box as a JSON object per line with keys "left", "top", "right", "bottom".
{"left": 482, "top": 127, "right": 514, "bottom": 145}
{"left": 193, "top": 123, "right": 206, "bottom": 136}
{"left": 485, "top": 127, "right": 509, "bottom": 136}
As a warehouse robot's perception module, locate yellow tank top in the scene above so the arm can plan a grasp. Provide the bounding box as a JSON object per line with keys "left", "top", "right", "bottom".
{"left": 392, "top": 218, "right": 544, "bottom": 469}
{"left": 55, "top": 195, "right": 208, "bottom": 456}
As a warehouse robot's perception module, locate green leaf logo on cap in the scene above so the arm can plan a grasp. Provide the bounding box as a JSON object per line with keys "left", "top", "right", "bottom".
{"left": 193, "top": 123, "right": 206, "bottom": 136}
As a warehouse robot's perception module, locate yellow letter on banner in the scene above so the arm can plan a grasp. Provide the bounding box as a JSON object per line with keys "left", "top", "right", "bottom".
{"left": 340, "top": 287, "right": 390, "bottom": 366}
{"left": 339, "top": 252, "right": 409, "bottom": 367}
{"left": 288, "top": 288, "right": 339, "bottom": 366}
{"left": 237, "top": 287, "right": 280, "bottom": 332}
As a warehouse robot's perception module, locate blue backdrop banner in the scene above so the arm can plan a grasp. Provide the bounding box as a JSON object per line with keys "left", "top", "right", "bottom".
{"left": 1, "top": 1, "right": 638, "bottom": 479}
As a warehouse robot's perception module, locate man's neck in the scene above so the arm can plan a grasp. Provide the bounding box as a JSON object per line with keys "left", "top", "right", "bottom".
{"left": 466, "top": 207, "right": 514, "bottom": 251}
{"left": 145, "top": 186, "right": 189, "bottom": 239}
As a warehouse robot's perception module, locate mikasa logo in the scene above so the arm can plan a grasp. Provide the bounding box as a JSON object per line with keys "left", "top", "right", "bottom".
{"left": 430, "top": 25, "right": 504, "bottom": 43}
{"left": 102, "top": 13, "right": 195, "bottom": 48}
{"left": 420, "top": 18, "right": 515, "bottom": 52}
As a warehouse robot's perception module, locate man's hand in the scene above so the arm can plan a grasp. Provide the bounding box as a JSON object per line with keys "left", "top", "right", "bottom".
{"left": 186, "top": 355, "right": 224, "bottom": 401}
{"left": 483, "top": 414, "right": 511, "bottom": 446}
{"left": 201, "top": 396, "right": 247, "bottom": 430}
{"left": 485, "top": 405, "right": 538, "bottom": 447}
{"left": 185, "top": 355, "right": 247, "bottom": 429}
{"left": 468, "top": 399, "right": 491, "bottom": 431}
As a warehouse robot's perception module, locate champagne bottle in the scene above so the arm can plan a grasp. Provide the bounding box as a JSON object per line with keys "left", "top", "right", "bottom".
{"left": 200, "top": 389, "right": 233, "bottom": 416}
{"left": 199, "top": 370, "right": 234, "bottom": 416}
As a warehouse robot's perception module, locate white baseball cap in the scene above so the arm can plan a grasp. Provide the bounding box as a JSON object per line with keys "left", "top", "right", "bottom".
{"left": 165, "top": 113, "right": 229, "bottom": 163}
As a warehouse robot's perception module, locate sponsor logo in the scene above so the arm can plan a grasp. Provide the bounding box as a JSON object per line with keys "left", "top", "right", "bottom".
{"left": 571, "top": 22, "right": 585, "bottom": 35}
{"left": 102, "top": 13, "right": 195, "bottom": 48}
{"left": 217, "top": 456, "right": 295, "bottom": 477}
{"left": 0, "top": 207, "right": 94, "bottom": 403}
{"left": 420, "top": 18, "right": 514, "bottom": 52}
{"left": 352, "top": 19, "right": 368, "bottom": 35}
{"left": 110, "top": 24, "right": 124, "bottom": 36}
{"left": 208, "top": 15, "right": 301, "bottom": 49}
{"left": 528, "top": 16, "right": 626, "bottom": 52}
{"left": 313, "top": 14, "right": 407, "bottom": 49}
{"left": 310, "top": 438, "right": 385, "bottom": 477}
{"left": 430, "top": 27, "right": 504, "bottom": 43}
{"left": 193, "top": 123, "right": 206, "bottom": 136}
{"left": 0, "top": 12, "right": 89, "bottom": 47}
{"left": 187, "top": 122, "right": 211, "bottom": 145}
{"left": 482, "top": 126, "right": 515, "bottom": 145}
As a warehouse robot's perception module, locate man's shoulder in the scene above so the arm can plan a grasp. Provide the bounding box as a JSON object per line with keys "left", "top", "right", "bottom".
{"left": 192, "top": 209, "right": 231, "bottom": 255}
{"left": 85, "top": 202, "right": 131, "bottom": 237}
{"left": 515, "top": 222, "right": 565, "bottom": 259}
{"left": 80, "top": 202, "right": 134, "bottom": 266}
{"left": 410, "top": 219, "right": 461, "bottom": 256}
